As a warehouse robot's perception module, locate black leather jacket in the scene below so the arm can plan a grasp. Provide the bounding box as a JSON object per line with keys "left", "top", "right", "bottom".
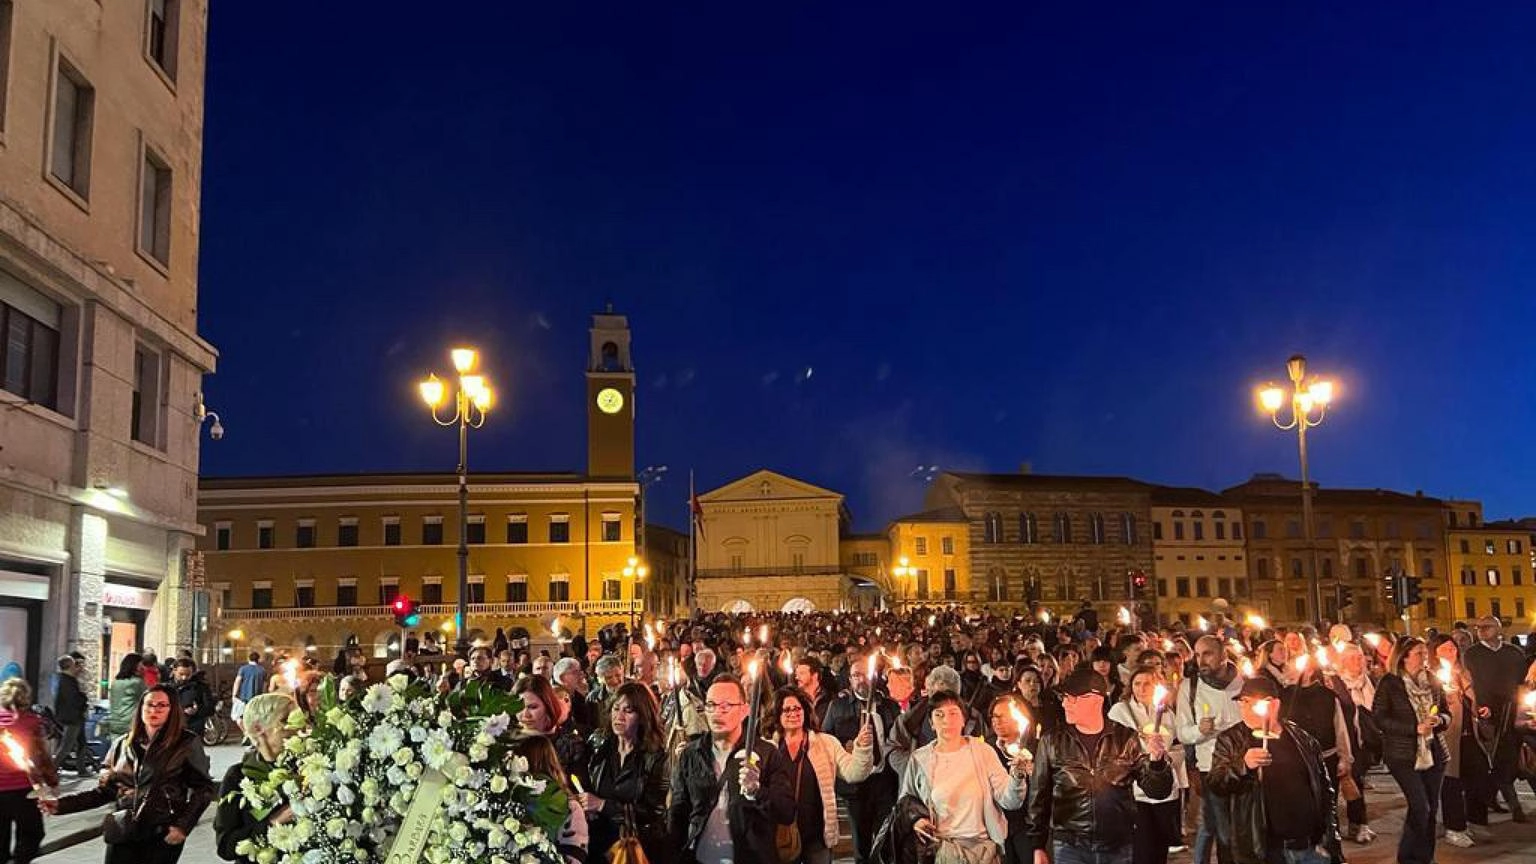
{"left": 588, "top": 735, "right": 673, "bottom": 864}
{"left": 57, "top": 730, "right": 215, "bottom": 836}
{"left": 1024, "top": 723, "right": 1174, "bottom": 852}
{"left": 668, "top": 734, "right": 795, "bottom": 864}
{"left": 822, "top": 691, "right": 901, "bottom": 795}
{"left": 1207, "top": 721, "right": 1336, "bottom": 864}
{"left": 1370, "top": 673, "right": 1449, "bottom": 770}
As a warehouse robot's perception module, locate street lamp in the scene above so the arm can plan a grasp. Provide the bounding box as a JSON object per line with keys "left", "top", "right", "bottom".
{"left": 421, "top": 347, "right": 493, "bottom": 657}
{"left": 892, "top": 556, "right": 914, "bottom": 607}
{"left": 1256, "top": 354, "right": 1335, "bottom": 626}
{"left": 623, "top": 555, "right": 650, "bottom": 631}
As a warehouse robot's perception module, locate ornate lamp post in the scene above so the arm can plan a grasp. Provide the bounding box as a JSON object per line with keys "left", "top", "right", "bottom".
{"left": 623, "top": 555, "right": 649, "bottom": 631}
{"left": 420, "top": 348, "right": 493, "bottom": 657}
{"left": 1257, "top": 354, "right": 1335, "bottom": 625}
{"left": 892, "top": 556, "right": 914, "bottom": 608}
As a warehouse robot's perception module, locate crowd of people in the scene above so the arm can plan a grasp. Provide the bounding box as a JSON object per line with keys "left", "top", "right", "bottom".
{"left": 0, "top": 605, "right": 1533, "bottom": 864}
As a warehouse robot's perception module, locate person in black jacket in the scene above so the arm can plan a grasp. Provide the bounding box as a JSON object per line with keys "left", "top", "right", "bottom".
{"left": 1372, "top": 638, "right": 1448, "bottom": 864}
{"left": 821, "top": 655, "right": 900, "bottom": 864}
{"left": 212, "top": 693, "right": 299, "bottom": 861}
{"left": 581, "top": 682, "right": 673, "bottom": 864}
{"left": 51, "top": 656, "right": 94, "bottom": 776}
{"left": 170, "top": 661, "right": 215, "bottom": 737}
{"left": 1206, "top": 675, "right": 1335, "bottom": 864}
{"left": 668, "top": 674, "right": 795, "bottom": 864}
{"left": 42, "top": 684, "right": 215, "bottom": 864}
{"left": 1025, "top": 668, "right": 1173, "bottom": 864}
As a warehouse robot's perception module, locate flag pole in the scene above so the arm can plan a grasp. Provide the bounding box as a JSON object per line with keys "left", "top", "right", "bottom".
{"left": 688, "top": 470, "right": 697, "bottom": 618}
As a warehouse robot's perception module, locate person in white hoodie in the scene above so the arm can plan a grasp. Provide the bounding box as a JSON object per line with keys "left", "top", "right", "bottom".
{"left": 1109, "top": 666, "right": 1188, "bottom": 864}
{"left": 1175, "top": 635, "right": 1245, "bottom": 864}
{"left": 767, "top": 686, "right": 876, "bottom": 864}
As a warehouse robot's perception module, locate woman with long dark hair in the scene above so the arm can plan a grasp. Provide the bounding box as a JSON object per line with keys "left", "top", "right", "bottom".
{"left": 516, "top": 674, "right": 591, "bottom": 785}
{"left": 1107, "top": 667, "right": 1185, "bottom": 864}
{"left": 579, "top": 682, "right": 673, "bottom": 864}
{"left": 42, "top": 684, "right": 215, "bottom": 864}
{"left": 1373, "top": 637, "right": 1448, "bottom": 864}
{"left": 764, "top": 687, "right": 873, "bottom": 864}
{"left": 512, "top": 735, "right": 588, "bottom": 864}
{"left": 103, "top": 654, "right": 146, "bottom": 738}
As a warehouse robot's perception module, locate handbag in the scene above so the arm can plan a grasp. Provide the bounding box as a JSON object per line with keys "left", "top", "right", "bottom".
{"left": 607, "top": 805, "right": 652, "bottom": 864}
{"left": 1517, "top": 740, "right": 1536, "bottom": 782}
{"left": 775, "top": 755, "right": 804, "bottom": 864}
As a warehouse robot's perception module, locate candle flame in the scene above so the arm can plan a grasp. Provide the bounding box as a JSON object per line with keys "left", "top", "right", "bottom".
{"left": 1009, "top": 702, "right": 1029, "bottom": 732}
{"left": 866, "top": 653, "right": 877, "bottom": 680}
{"left": 1315, "top": 647, "right": 1330, "bottom": 668}
{"left": 1162, "top": 639, "right": 1174, "bottom": 651}
{"left": 0, "top": 731, "right": 32, "bottom": 773}
{"left": 743, "top": 628, "right": 751, "bottom": 646}
{"left": 1363, "top": 633, "right": 1381, "bottom": 648}
{"left": 748, "top": 659, "right": 761, "bottom": 681}
{"left": 1523, "top": 691, "right": 1536, "bottom": 709}
{"left": 758, "top": 624, "right": 769, "bottom": 644}
{"left": 780, "top": 653, "right": 794, "bottom": 677}
{"left": 645, "top": 633, "right": 655, "bottom": 652}
{"left": 550, "top": 619, "right": 561, "bottom": 638}
{"left": 1240, "top": 658, "right": 1255, "bottom": 678}
{"left": 1437, "top": 657, "right": 1454, "bottom": 688}
{"left": 1294, "top": 655, "right": 1309, "bottom": 673}
{"left": 1152, "top": 684, "right": 1169, "bottom": 707}
{"left": 1254, "top": 699, "right": 1271, "bottom": 718}
{"left": 928, "top": 615, "right": 936, "bottom": 627}
{"left": 1196, "top": 615, "right": 1209, "bottom": 631}
{"left": 571, "top": 776, "right": 585, "bottom": 794}
{"left": 1246, "top": 614, "right": 1267, "bottom": 629}
{"left": 1040, "top": 611, "right": 1052, "bottom": 624}
{"left": 1117, "top": 606, "right": 1131, "bottom": 625}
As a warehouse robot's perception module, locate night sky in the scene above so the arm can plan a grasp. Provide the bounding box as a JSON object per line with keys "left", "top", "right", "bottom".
{"left": 197, "top": 4, "right": 1536, "bottom": 531}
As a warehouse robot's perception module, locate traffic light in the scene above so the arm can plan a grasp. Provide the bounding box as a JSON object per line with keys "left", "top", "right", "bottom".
{"left": 1129, "top": 570, "right": 1149, "bottom": 601}
{"left": 1402, "top": 575, "right": 1423, "bottom": 607}
{"left": 392, "top": 595, "right": 421, "bottom": 627}
{"left": 1383, "top": 570, "right": 1400, "bottom": 610}
{"left": 1336, "top": 584, "right": 1354, "bottom": 609}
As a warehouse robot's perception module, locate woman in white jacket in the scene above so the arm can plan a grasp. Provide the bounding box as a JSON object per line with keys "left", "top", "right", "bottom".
{"left": 768, "top": 686, "right": 876, "bottom": 864}
{"left": 1107, "top": 666, "right": 1187, "bottom": 864}
{"left": 901, "top": 691, "right": 1030, "bottom": 864}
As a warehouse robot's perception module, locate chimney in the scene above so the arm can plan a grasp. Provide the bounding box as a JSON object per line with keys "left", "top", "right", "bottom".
{"left": 1019, "top": 462, "right": 1032, "bottom": 475}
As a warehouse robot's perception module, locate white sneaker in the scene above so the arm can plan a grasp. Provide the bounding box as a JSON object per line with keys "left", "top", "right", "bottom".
{"left": 1444, "top": 830, "right": 1474, "bottom": 848}
{"left": 1351, "top": 826, "right": 1377, "bottom": 844}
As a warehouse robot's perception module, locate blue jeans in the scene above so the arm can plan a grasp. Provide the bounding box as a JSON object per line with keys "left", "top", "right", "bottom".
{"left": 1195, "top": 772, "right": 1232, "bottom": 864}
{"left": 1387, "top": 760, "right": 1444, "bottom": 864}
{"left": 1054, "top": 842, "right": 1132, "bottom": 864}
{"left": 1262, "top": 846, "right": 1329, "bottom": 864}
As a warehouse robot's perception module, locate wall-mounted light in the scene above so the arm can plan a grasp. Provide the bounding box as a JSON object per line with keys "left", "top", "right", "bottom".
{"left": 193, "top": 392, "right": 225, "bottom": 440}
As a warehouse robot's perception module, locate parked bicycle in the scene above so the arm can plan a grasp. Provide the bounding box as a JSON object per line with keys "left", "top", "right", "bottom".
{"left": 202, "top": 697, "right": 233, "bottom": 746}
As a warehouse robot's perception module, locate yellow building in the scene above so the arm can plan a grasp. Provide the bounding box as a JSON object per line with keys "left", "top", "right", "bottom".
{"left": 694, "top": 470, "right": 849, "bottom": 613}
{"left": 1150, "top": 488, "right": 1248, "bottom": 626}
{"left": 198, "top": 313, "right": 642, "bottom": 659}
{"left": 1447, "top": 517, "right": 1532, "bottom": 634}
{"left": 887, "top": 508, "right": 972, "bottom": 606}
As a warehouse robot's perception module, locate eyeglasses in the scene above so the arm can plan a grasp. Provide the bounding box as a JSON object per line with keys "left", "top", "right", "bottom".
{"left": 931, "top": 709, "right": 964, "bottom": 721}
{"left": 144, "top": 702, "right": 173, "bottom": 711}
{"left": 703, "top": 701, "right": 744, "bottom": 713}
{"left": 780, "top": 705, "right": 804, "bottom": 715}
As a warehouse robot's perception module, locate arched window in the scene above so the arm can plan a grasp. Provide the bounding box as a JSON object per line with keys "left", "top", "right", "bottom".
{"left": 983, "top": 512, "right": 1004, "bottom": 543}
{"left": 1121, "top": 513, "right": 1138, "bottom": 545}
{"left": 1020, "top": 513, "right": 1038, "bottom": 544}
{"left": 600, "top": 341, "right": 621, "bottom": 371}
{"left": 1053, "top": 513, "right": 1072, "bottom": 544}
{"left": 1089, "top": 513, "right": 1106, "bottom": 544}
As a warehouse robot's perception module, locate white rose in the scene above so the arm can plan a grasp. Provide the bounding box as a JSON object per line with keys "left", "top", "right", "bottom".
{"left": 489, "top": 775, "right": 508, "bottom": 794}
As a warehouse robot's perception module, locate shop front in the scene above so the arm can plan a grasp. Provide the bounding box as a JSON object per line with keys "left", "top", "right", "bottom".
{"left": 100, "top": 580, "right": 156, "bottom": 699}
{"left": 0, "top": 561, "right": 52, "bottom": 689}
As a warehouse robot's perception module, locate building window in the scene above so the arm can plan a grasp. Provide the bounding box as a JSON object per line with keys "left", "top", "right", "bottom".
{"left": 941, "top": 536, "right": 955, "bottom": 556}
{"left": 548, "top": 575, "right": 570, "bottom": 603}
{"left": 1321, "top": 558, "right": 1333, "bottom": 579}
{"left": 791, "top": 552, "right": 805, "bottom": 573}
{"left": 1053, "top": 513, "right": 1071, "bottom": 544}
{"left": 138, "top": 143, "right": 172, "bottom": 266}
{"left": 1468, "top": 511, "right": 1479, "bottom": 527}
{"left": 0, "top": 290, "right": 62, "bottom": 412}
{"left": 422, "top": 517, "right": 444, "bottom": 545}
{"left": 49, "top": 56, "right": 94, "bottom": 198}
{"left": 145, "top": 0, "right": 179, "bottom": 80}
{"left": 422, "top": 581, "right": 443, "bottom": 604}
{"left": 549, "top": 515, "right": 570, "bottom": 544}
{"left": 1347, "top": 521, "right": 1365, "bottom": 540}
{"left": 729, "top": 554, "right": 743, "bottom": 573}
{"left": 1173, "top": 521, "right": 1185, "bottom": 541}
{"left": 466, "top": 515, "right": 486, "bottom": 545}
{"left": 602, "top": 578, "right": 622, "bottom": 601}
{"left": 504, "top": 577, "right": 526, "bottom": 603}
{"left": 1257, "top": 558, "right": 1270, "bottom": 579}
{"left": 1353, "top": 558, "right": 1368, "bottom": 579}
{"left": 1193, "top": 521, "right": 1204, "bottom": 541}
{"left": 337, "top": 519, "right": 358, "bottom": 547}
{"left": 1176, "top": 578, "right": 1190, "bottom": 598}
{"left": 915, "top": 569, "right": 930, "bottom": 599}
{"left": 1011, "top": 513, "right": 1032, "bottom": 544}
{"left": 1252, "top": 520, "right": 1266, "bottom": 540}
{"left": 1196, "top": 577, "right": 1210, "bottom": 597}
{"left": 1295, "top": 598, "right": 1307, "bottom": 620}
{"left": 506, "top": 516, "right": 528, "bottom": 544}
{"left": 466, "top": 578, "right": 485, "bottom": 604}
{"left": 130, "top": 344, "right": 162, "bottom": 446}
{"left": 915, "top": 537, "right": 928, "bottom": 556}
{"left": 1153, "top": 521, "right": 1163, "bottom": 541}
{"left": 1218, "top": 577, "right": 1233, "bottom": 598}
{"left": 1509, "top": 539, "right": 1524, "bottom": 555}
{"left": 601, "top": 513, "right": 621, "bottom": 542}
{"left": 295, "top": 520, "right": 316, "bottom": 549}
{"left": 250, "top": 585, "right": 272, "bottom": 609}
{"left": 943, "top": 568, "right": 957, "bottom": 600}
{"left": 1461, "top": 567, "right": 1476, "bottom": 586}
{"left": 1290, "top": 558, "right": 1303, "bottom": 579}
{"left": 1486, "top": 540, "right": 1496, "bottom": 555}
{"left": 1490, "top": 598, "right": 1502, "bottom": 619}
{"left": 1513, "top": 566, "right": 1523, "bottom": 586}
{"left": 1089, "top": 513, "right": 1105, "bottom": 545}
{"left": 214, "top": 523, "right": 230, "bottom": 551}
{"left": 1232, "top": 522, "right": 1243, "bottom": 540}
{"left": 1214, "top": 521, "right": 1226, "bottom": 540}
{"left": 1157, "top": 579, "right": 1169, "bottom": 598}
{"left": 1384, "top": 520, "right": 1400, "bottom": 540}
{"left": 379, "top": 581, "right": 399, "bottom": 605}
{"left": 1459, "top": 539, "right": 1470, "bottom": 554}
{"left": 1517, "top": 598, "right": 1527, "bottom": 619}
{"left": 295, "top": 584, "right": 314, "bottom": 607}
{"left": 0, "top": 1, "right": 12, "bottom": 130}
{"left": 335, "top": 582, "right": 357, "bottom": 607}
{"left": 1465, "top": 599, "right": 1476, "bottom": 620}
{"left": 257, "top": 522, "right": 273, "bottom": 549}
{"left": 379, "top": 517, "right": 400, "bottom": 546}
{"left": 1122, "top": 513, "right": 1137, "bottom": 545}
{"left": 984, "top": 512, "right": 1003, "bottom": 543}
{"left": 1487, "top": 568, "right": 1500, "bottom": 587}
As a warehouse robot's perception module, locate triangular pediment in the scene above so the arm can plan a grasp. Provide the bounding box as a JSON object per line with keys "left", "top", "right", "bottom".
{"left": 700, "top": 469, "right": 843, "bottom": 503}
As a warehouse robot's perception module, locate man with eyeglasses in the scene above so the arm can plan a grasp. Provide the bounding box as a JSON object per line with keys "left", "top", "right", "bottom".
{"left": 824, "top": 655, "right": 901, "bottom": 864}
{"left": 670, "top": 675, "right": 795, "bottom": 864}
{"left": 1026, "top": 667, "right": 1172, "bottom": 864}
{"left": 1462, "top": 615, "right": 1529, "bottom": 824}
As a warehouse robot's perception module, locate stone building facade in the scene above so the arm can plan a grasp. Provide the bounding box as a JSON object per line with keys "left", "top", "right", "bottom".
{"left": 0, "top": 1, "right": 216, "bottom": 694}
{"left": 1150, "top": 487, "right": 1248, "bottom": 626}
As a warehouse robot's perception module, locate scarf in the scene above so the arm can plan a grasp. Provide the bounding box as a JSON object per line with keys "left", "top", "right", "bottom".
{"left": 1338, "top": 668, "right": 1375, "bottom": 712}
{"left": 1403, "top": 671, "right": 1437, "bottom": 770}
{"left": 1199, "top": 662, "right": 1237, "bottom": 691}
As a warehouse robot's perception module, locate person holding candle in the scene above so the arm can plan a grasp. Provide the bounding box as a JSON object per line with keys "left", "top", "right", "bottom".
{"left": 764, "top": 687, "right": 873, "bottom": 864}
{"left": 1427, "top": 636, "right": 1477, "bottom": 847}
{"left": 1277, "top": 650, "right": 1351, "bottom": 864}
{"left": 823, "top": 654, "right": 901, "bottom": 864}
{"left": 1371, "top": 637, "right": 1449, "bottom": 864}
{"left": 1025, "top": 668, "right": 1172, "bottom": 864}
{"left": 1463, "top": 615, "right": 1528, "bottom": 823}
{"left": 42, "top": 683, "right": 214, "bottom": 864}
{"left": 1325, "top": 642, "right": 1379, "bottom": 844}
{"left": 1175, "top": 636, "right": 1245, "bottom": 864}
{"left": 1207, "top": 676, "right": 1334, "bottom": 864}
{"left": 211, "top": 692, "right": 298, "bottom": 861}
{"left": 0, "top": 678, "right": 57, "bottom": 864}
{"left": 1108, "top": 668, "right": 1186, "bottom": 864}
{"left": 985, "top": 693, "right": 1034, "bottom": 864}
{"left": 668, "top": 674, "right": 795, "bottom": 864}
{"left": 582, "top": 682, "right": 673, "bottom": 864}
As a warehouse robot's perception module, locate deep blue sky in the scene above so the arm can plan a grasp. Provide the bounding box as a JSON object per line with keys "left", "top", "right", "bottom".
{"left": 197, "top": 3, "right": 1536, "bottom": 531}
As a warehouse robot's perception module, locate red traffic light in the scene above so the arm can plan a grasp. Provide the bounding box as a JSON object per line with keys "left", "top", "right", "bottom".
{"left": 393, "top": 596, "right": 409, "bottom": 613}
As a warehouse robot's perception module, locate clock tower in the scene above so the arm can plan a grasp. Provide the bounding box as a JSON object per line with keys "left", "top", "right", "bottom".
{"left": 586, "top": 309, "right": 635, "bottom": 479}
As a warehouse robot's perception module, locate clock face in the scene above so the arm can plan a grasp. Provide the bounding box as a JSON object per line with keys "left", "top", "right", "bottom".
{"left": 596, "top": 387, "right": 625, "bottom": 414}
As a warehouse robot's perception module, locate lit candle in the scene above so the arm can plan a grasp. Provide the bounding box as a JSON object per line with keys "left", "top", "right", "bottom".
{"left": 780, "top": 653, "right": 794, "bottom": 678}
{"left": 928, "top": 615, "right": 937, "bottom": 627}
{"left": 0, "top": 731, "right": 49, "bottom": 799}
{"left": 1293, "top": 655, "right": 1309, "bottom": 674}
{"left": 1196, "top": 615, "right": 1209, "bottom": 632}
{"left": 1522, "top": 690, "right": 1535, "bottom": 720}
{"left": 1246, "top": 614, "right": 1267, "bottom": 630}
{"left": 745, "top": 659, "right": 763, "bottom": 743}
{"left": 1240, "top": 658, "right": 1255, "bottom": 679}
{"left": 571, "top": 776, "right": 585, "bottom": 795}
{"left": 1151, "top": 683, "right": 1169, "bottom": 735}
{"left": 1437, "top": 658, "right": 1455, "bottom": 691}
{"left": 1118, "top": 607, "right": 1131, "bottom": 626}
{"left": 1229, "top": 638, "right": 1248, "bottom": 656}
{"left": 1363, "top": 632, "right": 1382, "bottom": 649}
{"left": 1254, "top": 699, "right": 1273, "bottom": 751}
{"left": 1162, "top": 639, "right": 1174, "bottom": 652}
{"left": 1314, "top": 647, "right": 1331, "bottom": 670}
{"left": 865, "top": 654, "right": 879, "bottom": 721}
{"left": 1007, "top": 703, "right": 1033, "bottom": 760}
{"left": 742, "top": 628, "right": 751, "bottom": 647}
{"left": 758, "top": 624, "right": 769, "bottom": 644}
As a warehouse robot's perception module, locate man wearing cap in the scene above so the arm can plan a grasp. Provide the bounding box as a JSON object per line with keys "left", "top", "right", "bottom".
{"left": 1462, "top": 615, "right": 1529, "bottom": 823}
{"left": 1025, "top": 667, "right": 1173, "bottom": 864}
{"left": 1176, "top": 635, "right": 1246, "bottom": 864}
{"left": 1206, "top": 676, "right": 1334, "bottom": 864}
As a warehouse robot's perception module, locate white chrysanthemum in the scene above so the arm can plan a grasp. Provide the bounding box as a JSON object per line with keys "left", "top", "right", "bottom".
{"left": 421, "top": 729, "right": 455, "bottom": 770}
{"left": 367, "top": 723, "right": 405, "bottom": 759}
{"left": 409, "top": 725, "right": 429, "bottom": 743}
{"left": 362, "top": 683, "right": 393, "bottom": 715}
{"left": 336, "top": 784, "right": 356, "bottom": 806}
{"left": 326, "top": 818, "right": 347, "bottom": 840}
{"left": 406, "top": 762, "right": 423, "bottom": 780}
{"left": 483, "top": 712, "right": 512, "bottom": 738}
{"left": 438, "top": 710, "right": 454, "bottom": 728}
{"left": 389, "top": 673, "right": 410, "bottom": 692}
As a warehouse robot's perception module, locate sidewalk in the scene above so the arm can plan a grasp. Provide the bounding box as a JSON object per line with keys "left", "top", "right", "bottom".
{"left": 35, "top": 742, "right": 244, "bottom": 863}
